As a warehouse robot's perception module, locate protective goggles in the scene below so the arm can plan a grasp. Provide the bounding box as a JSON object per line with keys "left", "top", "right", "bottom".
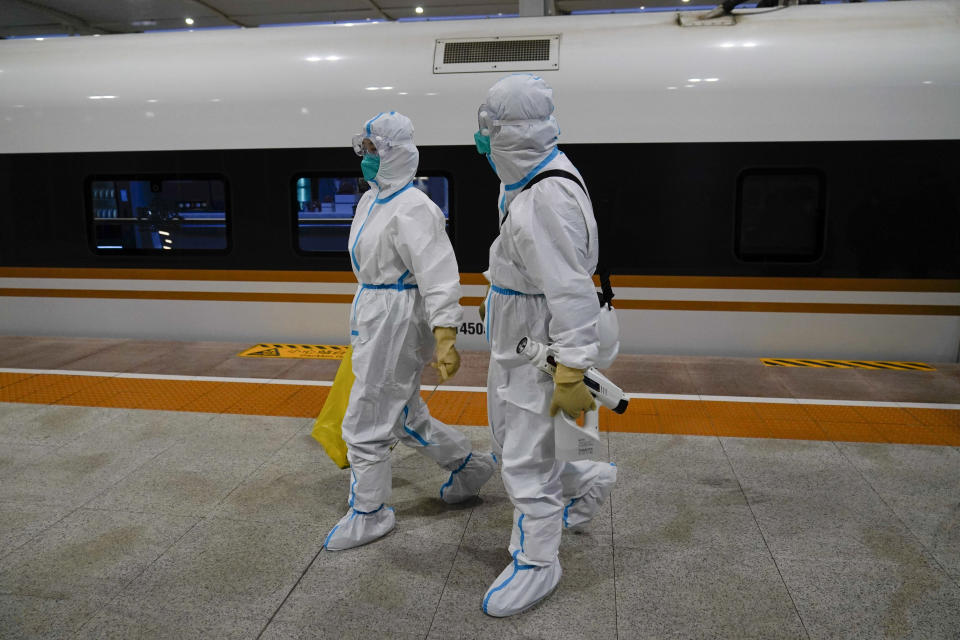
{"left": 351, "top": 134, "right": 381, "bottom": 157}
{"left": 478, "top": 103, "right": 545, "bottom": 136}
{"left": 477, "top": 104, "right": 495, "bottom": 137}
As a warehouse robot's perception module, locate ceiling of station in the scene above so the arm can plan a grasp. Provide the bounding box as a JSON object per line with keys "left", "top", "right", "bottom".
{"left": 0, "top": 0, "right": 874, "bottom": 38}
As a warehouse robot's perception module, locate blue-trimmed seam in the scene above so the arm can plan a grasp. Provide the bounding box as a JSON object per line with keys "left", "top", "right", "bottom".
{"left": 365, "top": 112, "right": 386, "bottom": 136}
{"left": 518, "top": 513, "right": 526, "bottom": 553}
{"left": 503, "top": 147, "right": 560, "bottom": 191}
{"left": 374, "top": 181, "right": 415, "bottom": 205}
{"left": 322, "top": 525, "right": 340, "bottom": 549}
{"left": 352, "top": 503, "right": 385, "bottom": 515}
{"left": 563, "top": 497, "right": 579, "bottom": 529}
{"left": 401, "top": 405, "right": 432, "bottom": 446}
{"left": 362, "top": 282, "right": 417, "bottom": 291}
{"left": 349, "top": 181, "right": 414, "bottom": 271}
{"left": 439, "top": 452, "right": 473, "bottom": 499}
{"left": 350, "top": 198, "right": 376, "bottom": 270}
{"left": 491, "top": 284, "right": 530, "bottom": 296}
{"left": 482, "top": 550, "right": 536, "bottom": 614}
{"left": 348, "top": 469, "right": 357, "bottom": 507}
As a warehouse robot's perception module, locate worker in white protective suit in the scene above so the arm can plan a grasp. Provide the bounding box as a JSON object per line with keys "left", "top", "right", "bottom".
{"left": 474, "top": 75, "right": 618, "bottom": 616}
{"left": 323, "top": 111, "right": 497, "bottom": 552}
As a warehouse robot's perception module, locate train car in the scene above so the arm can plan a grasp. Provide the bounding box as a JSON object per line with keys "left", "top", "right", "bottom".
{"left": 1, "top": 0, "right": 958, "bottom": 361}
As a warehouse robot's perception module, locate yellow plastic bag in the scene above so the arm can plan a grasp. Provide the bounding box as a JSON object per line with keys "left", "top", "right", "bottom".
{"left": 311, "top": 345, "right": 354, "bottom": 469}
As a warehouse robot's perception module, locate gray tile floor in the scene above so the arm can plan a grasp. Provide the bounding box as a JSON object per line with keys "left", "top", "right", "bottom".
{"left": 1, "top": 336, "right": 959, "bottom": 638}
{"left": 0, "top": 403, "right": 957, "bottom": 639}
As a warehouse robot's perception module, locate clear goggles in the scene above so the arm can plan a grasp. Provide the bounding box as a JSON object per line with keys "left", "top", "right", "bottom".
{"left": 477, "top": 104, "right": 495, "bottom": 137}
{"left": 478, "top": 103, "right": 545, "bottom": 136}
{"left": 351, "top": 133, "right": 381, "bottom": 157}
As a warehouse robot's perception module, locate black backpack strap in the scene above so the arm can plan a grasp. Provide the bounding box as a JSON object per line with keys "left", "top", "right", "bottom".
{"left": 502, "top": 170, "right": 587, "bottom": 226}
{"left": 510, "top": 169, "right": 615, "bottom": 306}
{"left": 521, "top": 169, "right": 587, "bottom": 196}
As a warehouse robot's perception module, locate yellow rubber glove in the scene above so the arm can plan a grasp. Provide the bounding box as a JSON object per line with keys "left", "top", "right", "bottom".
{"left": 549, "top": 363, "right": 597, "bottom": 418}
{"left": 431, "top": 326, "right": 460, "bottom": 382}
{"left": 479, "top": 286, "right": 490, "bottom": 322}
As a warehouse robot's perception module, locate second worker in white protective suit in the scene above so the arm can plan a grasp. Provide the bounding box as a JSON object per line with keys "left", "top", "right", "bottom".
{"left": 474, "top": 76, "right": 618, "bottom": 616}
{"left": 323, "top": 111, "right": 497, "bottom": 552}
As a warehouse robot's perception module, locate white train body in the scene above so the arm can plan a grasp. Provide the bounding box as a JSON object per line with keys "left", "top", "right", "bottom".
{"left": 1, "top": 1, "right": 959, "bottom": 361}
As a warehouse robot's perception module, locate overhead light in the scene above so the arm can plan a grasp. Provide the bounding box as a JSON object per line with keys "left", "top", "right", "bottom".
{"left": 365, "top": 86, "right": 379, "bottom": 91}
{"left": 301, "top": 107, "right": 309, "bottom": 114}
{"left": 325, "top": 55, "right": 341, "bottom": 61}
{"left": 705, "top": 78, "right": 719, "bottom": 82}
{"left": 147, "top": 99, "right": 158, "bottom": 103}
{"left": 88, "top": 95, "right": 116, "bottom": 100}
{"left": 305, "top": 56, "right": 322, "bottom": 62}
{"left": 381, "top": 86, "right": 393, "bottom": 90}
{"left": 398, "top": 92, "right": 408, "bottom": 95}
{"left": 35, "top": 38, "right": 45, "bottom": 41}
{"left": 158, "top": 230, "right": 170, "bottom": 236}
{"left": 185, "top": 17, "right": 194, "bottom": 25}
{"left": 415, "top": 6, "right": 424, "bottom": 14}
{"left": 688, "top": 78, "right": 702, "bottom": 83}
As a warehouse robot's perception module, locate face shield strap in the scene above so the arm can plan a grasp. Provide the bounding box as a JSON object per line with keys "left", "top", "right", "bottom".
{"left": 480, "top": 104, "right": 548, "bottom": 134}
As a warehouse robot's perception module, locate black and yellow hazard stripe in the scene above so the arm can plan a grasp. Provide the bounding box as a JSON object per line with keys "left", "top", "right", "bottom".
{"left": 761, "top": 358, "right": 935, "bottom": 371}
{"left": 237, "top": 344, "right": 349, "bottom": 360}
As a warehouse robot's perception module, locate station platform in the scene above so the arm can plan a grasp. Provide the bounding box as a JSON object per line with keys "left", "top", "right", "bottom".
{"left": 1, "top": 335, "right": 958, "bottom": 639}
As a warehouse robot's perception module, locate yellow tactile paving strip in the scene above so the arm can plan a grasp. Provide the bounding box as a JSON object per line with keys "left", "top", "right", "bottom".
{"left": 0, "top": 373, "right": 957, "bottom": 446}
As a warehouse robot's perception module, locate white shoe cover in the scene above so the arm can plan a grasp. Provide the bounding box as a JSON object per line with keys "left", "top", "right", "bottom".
{"left": 439, "top": 452, "right": 497, "bottom": 504}
{"left": 323, "top": 506, "right": 395, "bottom": 551}
{"left": 482, "top": 552, "right": 562, "bottom": 617}
{"left": 563, "top": 462, "right": 617, "bottom": 532}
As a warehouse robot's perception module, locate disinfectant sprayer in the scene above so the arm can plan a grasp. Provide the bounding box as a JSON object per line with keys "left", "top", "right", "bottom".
{"left": 517, "top": 336, "right": 629, "bottom": 460}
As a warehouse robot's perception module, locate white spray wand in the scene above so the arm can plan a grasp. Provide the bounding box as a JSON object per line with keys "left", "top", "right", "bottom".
{"left": 516, "top": 337, "right": 629, "bottom": 459}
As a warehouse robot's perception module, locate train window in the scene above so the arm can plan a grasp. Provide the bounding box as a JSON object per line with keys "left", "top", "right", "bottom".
{"left": 293, "top": 175, "right": 450, "bottom": 253}
{"left": 87, "top": 176, "right": 229, "bottom": 253}
{"left": 735, "top": 169, "right": 825, "bottom": 262}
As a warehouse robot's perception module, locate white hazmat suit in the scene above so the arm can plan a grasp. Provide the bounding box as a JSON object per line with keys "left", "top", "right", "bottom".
{"left": 478, "top": 76, "right": 618, "bottom": 616}
{"left": 323, "top": 111, "right": 496, "bottom": 552}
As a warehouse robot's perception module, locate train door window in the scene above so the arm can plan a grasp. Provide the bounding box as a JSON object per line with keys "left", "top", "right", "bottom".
{"left": 735, "top": 169, "right": 825, "bottom": 262}
{"left": 293, "top": 175, "right": 450, "bottom": 253}
{"left": 87, "top": 176, "right": 229, "bottom": 253}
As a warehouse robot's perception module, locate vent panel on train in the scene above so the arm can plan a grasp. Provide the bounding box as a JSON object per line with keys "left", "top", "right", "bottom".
{"left": 433, "top": 36, "right": 559, "bottom": 73}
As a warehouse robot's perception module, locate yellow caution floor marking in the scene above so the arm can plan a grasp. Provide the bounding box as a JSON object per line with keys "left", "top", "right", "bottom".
{"left": 762, "top": 358, "right": 935, "bottom": 371}
{"left": 0, "top": 370, "right": 958, "bottom": 446}
{"left": 237, "top": 344, "right": 349, "bottom": 360}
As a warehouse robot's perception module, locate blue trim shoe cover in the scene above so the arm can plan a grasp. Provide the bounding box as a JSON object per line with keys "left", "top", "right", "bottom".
{"left": 482, "top": 552, "right": 562, "bottom": 617}
{"left": 323, "top": 505, "right": 396, "bottom": 551}
{"left": 439, "top": 452, "right": 497, "bottom": 504}
{"left": 564, "top": 462, "right": 618, "bottom": 532}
